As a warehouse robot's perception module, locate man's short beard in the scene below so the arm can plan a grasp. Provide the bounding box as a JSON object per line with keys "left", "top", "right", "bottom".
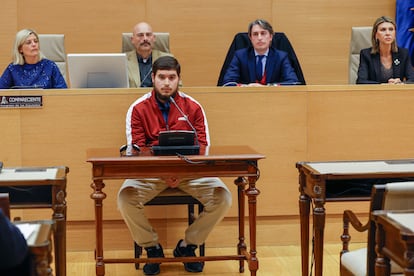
{"left": 154, "top": 87, "right": 177, "bottom": 103}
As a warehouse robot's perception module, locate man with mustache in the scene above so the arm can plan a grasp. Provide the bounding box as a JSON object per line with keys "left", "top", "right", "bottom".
{"left": 126, "top": 22, "right": 173, "bottom": 87}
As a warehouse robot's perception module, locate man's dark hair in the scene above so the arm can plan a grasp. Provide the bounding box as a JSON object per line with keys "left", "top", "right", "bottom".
{"left": 152, "top": 56, "right": 181, "bottom": 77}
{"left": 248, "top": 19, "right": 274, "bottom": 37}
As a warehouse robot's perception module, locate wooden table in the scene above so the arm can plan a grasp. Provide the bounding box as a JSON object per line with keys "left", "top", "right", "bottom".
{"left": 372, "top": 210, "right": 414, "bottom": 276}
{"left": 296, "top": 160, "right": 414, "bottom": 276}
{"left": 0, "top": 166, "right": 69, "bottom": 276}
{"left": 15, "top": 220, "right": 54, "bottom": 276}
{"left": 87, "top": 145, "right": 264, "bottom": 276}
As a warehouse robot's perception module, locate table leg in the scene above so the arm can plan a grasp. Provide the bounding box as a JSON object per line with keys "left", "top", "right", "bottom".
{"left": 313, "top": 201, "right": 326, "bottom": 276}
{"left": 91, "top": 180, "right": 106, "bottom": 276}
{"left": 246, "top": 174, "right": 260, "bottom": 276}
{"left": 374, "top": 257, "right": 390, "bottom": 276}
{"left": 52, "top": 185, "right": 67, "bottom": 276}
{"left": 235, "top": 177, "right": 247, "bottom": 272}
{"left": 299, "top": 193, "right": 310, "bottom": 276}
{"left": 30, "top": 242, "right": 53, "bottom": 276}
{"left": 374, "top": 223, "right": 390, "bottom": 276}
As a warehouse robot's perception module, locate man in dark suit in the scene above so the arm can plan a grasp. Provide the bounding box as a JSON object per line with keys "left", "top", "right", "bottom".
{"left": 0, "top": 209, "right": 30, "bottom": 275}
{"left": 222, "top": 19, "right": 299, "bottom": 86}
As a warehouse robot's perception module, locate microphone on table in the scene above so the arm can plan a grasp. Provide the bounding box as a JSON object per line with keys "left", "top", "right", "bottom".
{"left": 169, "top": 96, "right": 199, "bottom": 146}
{"left": 11, "top": 85, "right": 44, "bottom": 89}
{"left": 119, "top": 144, "right": 140, "bottom": 156}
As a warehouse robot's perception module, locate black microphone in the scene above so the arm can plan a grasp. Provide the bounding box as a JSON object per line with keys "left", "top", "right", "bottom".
{"left": 169, "top": 96, "right": 199, "bottom": 146}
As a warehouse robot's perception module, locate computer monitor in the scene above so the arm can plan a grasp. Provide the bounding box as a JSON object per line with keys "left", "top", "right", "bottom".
{"left": 67, "top": 53, "right": 129, "bottom": 88}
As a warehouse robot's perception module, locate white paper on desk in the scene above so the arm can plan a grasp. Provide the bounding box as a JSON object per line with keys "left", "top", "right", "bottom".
{"left": 309, "top": 161, "right": 414, "bottom": 174}
{"left": 15, "top": 223, "right": 41, "bottom": 245}
{"left": 387, "top": 213, "right": 414, "bottom": 232}
{"left": 0, "top": 168, "right": 58, "bottom": 181}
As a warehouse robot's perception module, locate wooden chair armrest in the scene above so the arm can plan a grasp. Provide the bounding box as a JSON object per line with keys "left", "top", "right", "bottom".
{"left": 340, "top": 210, "right": 369, "bottom": 255}
{"left": 343, "top": 210, "right": 369, "bottom": 232}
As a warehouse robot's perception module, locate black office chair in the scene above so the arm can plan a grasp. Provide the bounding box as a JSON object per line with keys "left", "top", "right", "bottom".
{"left": 0, "top": 192, "right": 10, "bottom": 218}
{"left": 217, "top": 32, "right": 306, "bottom": 86}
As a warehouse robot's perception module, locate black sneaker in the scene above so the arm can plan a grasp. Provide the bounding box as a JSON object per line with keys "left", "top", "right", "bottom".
{"left": 143, "top": 244, "right": 164, "bottom": 275}
{"left": 173, "top": 239, "right": 203, "bottom": 273}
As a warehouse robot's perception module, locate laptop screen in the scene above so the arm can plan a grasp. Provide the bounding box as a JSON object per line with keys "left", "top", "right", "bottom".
{"left": 67, "top": 53, "right": 129, "bottom": 88}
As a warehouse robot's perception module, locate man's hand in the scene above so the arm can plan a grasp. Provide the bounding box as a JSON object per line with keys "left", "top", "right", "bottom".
{"left": 245, "top": 83, "right": 266, "bottom": 87}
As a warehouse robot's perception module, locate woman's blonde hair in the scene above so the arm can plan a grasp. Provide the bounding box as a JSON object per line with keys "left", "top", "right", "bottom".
{"left": 371, "top": 16, "right": 398, "bottom": 54}
{"left": 12, "top": 28, "right": 45, "bottom": 65}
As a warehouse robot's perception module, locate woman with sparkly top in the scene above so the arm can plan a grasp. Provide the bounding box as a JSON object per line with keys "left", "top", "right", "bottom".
{"left": 0, "top": 28, "right": 67, "bottom": 89}
{"left": 357, "top": 16, "right": 414, "bottom": 84}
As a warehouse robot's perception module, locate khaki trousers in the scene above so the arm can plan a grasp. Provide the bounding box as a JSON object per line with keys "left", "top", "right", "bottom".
{"left": 117, "top": 177, "right": 232, "bottom": 248}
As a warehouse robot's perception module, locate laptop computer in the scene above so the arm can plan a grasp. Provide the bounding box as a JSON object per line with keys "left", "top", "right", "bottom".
{"left": 67, "top": 53, "right": 129, "bottom": 88}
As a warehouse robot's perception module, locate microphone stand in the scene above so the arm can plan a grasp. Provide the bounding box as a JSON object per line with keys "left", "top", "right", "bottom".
{"left": 169, "top": 96, "right": 199, "bottom": 146}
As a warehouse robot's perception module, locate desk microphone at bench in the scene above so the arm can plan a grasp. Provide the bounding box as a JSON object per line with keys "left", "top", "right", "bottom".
{"left": 152, "top": 96, "right": 200, "bottom": 156}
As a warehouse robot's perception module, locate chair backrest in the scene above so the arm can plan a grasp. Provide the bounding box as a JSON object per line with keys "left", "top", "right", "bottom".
{"left": 38, "top": 34, "right": 67, "bottom": 81}
{"left": 365, "top": 181, "right": 414, "bottom": 274}
{"left": 121, "top": 32, "right": 170, "bottom": 53}
{"left": 0, "top": 193, "right": 10, "bottom": 219}
{"left": 349, "top": 27, "right": 372, "bottom": 84}
{"left": 217, "top": 32, "right": 306, "bottom": 86}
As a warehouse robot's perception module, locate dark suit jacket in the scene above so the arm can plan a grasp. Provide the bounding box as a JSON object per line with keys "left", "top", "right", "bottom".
{"left": 0, "top": 209, "right": 30, "bottom": 273}
{"left": 222, "top": 47, "right": 299, "bottom": 86}
{"left": 217, "top": 32, "right": 305, "bottom": 86}
{"left": 357, "top": 47, "right": 414, "bottom": 84}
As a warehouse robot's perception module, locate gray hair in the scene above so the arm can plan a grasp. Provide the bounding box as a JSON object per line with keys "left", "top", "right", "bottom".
{"left": 248, "top": 19, "right": 274, "bottom": 37}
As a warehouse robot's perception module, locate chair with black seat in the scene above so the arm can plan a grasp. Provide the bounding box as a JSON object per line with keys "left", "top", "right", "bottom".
{"left": 0, "top": 192, "right": 10, "bottom": 218}
{"left": 133, "top": 189, "right": 204, "bottom": 269}
{"left": 340, "top": 181, "right": 414, "bottom": 276}
{"left": 217, "top": 32, "right": 306, "bottom": 86}
{"left": 119, "top": 146, "right": 205, "bottom": 269}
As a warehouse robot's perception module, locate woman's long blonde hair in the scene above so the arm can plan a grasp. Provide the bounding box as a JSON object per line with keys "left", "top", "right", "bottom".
{"left": 12, "top": 28, "right": 45, "bottom": 65}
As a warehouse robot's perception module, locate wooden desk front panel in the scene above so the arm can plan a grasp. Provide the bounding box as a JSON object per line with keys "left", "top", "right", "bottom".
{"left": 307, "top": 85, "right": 414, "bottom": 161}
{"left": 1, "top": 85, "right": 413, "bottom": 222}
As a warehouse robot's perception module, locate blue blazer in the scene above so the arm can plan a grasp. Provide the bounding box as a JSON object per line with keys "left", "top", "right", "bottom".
{"left": 357, "top": 47, "right": 414, "bottom": 84}
{"left": 222, "top": 47, "right": 299, "bottom": 86}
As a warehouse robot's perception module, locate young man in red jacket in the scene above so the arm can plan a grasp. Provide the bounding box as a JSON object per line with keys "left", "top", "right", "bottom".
{"left": 117, "top": 56, "right": 232, "bottom": 275}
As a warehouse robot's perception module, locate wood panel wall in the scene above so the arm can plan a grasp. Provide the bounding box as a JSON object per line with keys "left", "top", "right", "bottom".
{"left": 3, "top": 85, "right": 414, "bottom": 219}
{"left": 0, "top": 0, "right": 395, "bottom": 86}
{"left": 4, "top": 85, "right": 414, "bottom": 248}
